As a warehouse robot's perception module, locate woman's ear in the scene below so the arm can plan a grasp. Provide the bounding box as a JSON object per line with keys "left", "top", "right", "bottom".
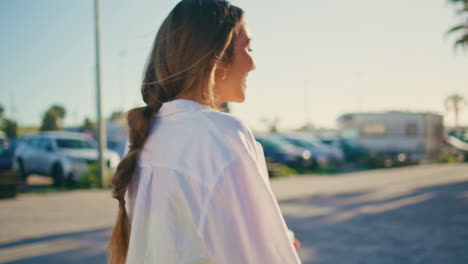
{"left": 213, "top": 62, "right": 229, "bottom": 81}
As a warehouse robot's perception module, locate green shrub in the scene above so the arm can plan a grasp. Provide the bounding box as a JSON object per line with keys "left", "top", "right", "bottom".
{"left": 76, "top": 164, "right": 113, "bottom": 189}
{"left": 276, "top": 165, "right": 297, "bottom": 177}
{"left": 438, "top": 154, "right": 458, "bottom": 164}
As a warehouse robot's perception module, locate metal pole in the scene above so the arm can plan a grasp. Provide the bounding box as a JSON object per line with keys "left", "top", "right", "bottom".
{"left": 304, "top": 80, "right": 310, "bottom": 129}
{"left": 94, "top": 0, "right": 106, "bottom": 187}
{"left": 119, "top": 50, "right": 126, "bottom": 111}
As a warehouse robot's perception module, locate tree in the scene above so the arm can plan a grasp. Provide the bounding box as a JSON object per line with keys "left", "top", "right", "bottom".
{"left": 295, "top": 122, "right": 315, "bottom": 132}
{"left": 2, "top": 119, "right": 18, "bottom": 138}
{"left": 40, "top": 104, "right": 67, "bottom": 131}
{"left": 444, "top": 93, "right": 466, "bottom": 128}
{"left": 259, "top": 116, "right": 281, "bottom": 133}
{"left": 266, "top": 116, "right": 281, "bottom": 133}
{"left": 81, "top": 117, "right": 97, "bottom": 137}
{"left": 447, "top": 0, "right": 468, "bottom": 50}
{"left": 0, "top": 103, "right": 18, "bottom": 138}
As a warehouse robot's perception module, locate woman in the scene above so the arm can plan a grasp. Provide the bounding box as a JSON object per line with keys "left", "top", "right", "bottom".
{"left": 108, "top": 0, "right": 302, "bottom": 263}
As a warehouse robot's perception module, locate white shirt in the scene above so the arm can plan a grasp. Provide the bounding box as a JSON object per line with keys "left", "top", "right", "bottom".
{"left": 125, "top": 99, "right": 302, "bottom": 264}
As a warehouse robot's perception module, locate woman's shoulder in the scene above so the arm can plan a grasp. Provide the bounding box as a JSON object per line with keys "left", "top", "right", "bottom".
{"left": 144, "top": 110, "right": 256, "bottom": 164}
{"left": 201, "top": 110, "right": 251, "bottom": 134}
{"left": 199, "top": 110, "right": 257, "bottom": 159}
{"left": 201, "top": 110, "right": 255, "bottom": 144}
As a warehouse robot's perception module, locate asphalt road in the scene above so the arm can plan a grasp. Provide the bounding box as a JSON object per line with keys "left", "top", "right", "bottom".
{"left": 0, "top": 163, "right": 467, "bottom": 264}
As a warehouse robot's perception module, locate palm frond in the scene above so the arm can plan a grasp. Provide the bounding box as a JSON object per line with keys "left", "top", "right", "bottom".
{"left": 456, "top": 6, "right": 468, "bottom": 13}
{"left": 454, "top": 34, "right": 468, "bottom": 48}
{"left": 448, "top": 0, "right": 468, "bottom": 4}
{"left": 447, "top": 24, "right": 468, "bottom": 33}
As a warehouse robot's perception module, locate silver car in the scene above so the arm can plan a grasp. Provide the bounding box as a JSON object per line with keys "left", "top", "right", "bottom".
{"left": 14, "top": 131, "right": 120, "bottom": 187}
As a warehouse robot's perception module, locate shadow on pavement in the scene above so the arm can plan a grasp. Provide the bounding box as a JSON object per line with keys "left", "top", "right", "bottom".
{"left": 0, "top": 227, "right": 111, "bottom": 249}
{"left": 285, "top": 181, "right": 468, "bottom": 264}
{"left": 1, "top": 227, "right": 111, "bottom": 264}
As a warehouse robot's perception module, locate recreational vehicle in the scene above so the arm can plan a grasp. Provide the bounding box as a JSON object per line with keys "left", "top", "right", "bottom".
{"left": 337, "top": 111, "right": 444, "bottom": 163}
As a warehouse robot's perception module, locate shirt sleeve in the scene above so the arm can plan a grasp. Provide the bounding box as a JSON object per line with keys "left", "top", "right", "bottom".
{"left": 198, "top": 151, "right": 302, "bottom": 264}
{"left": 253, "top": 140, "right": 297, "bottom": 242}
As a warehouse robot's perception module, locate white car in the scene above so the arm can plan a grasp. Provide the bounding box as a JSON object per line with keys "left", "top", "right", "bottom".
{"left": 15, "top": 131, "right": 120, "bottom": 187}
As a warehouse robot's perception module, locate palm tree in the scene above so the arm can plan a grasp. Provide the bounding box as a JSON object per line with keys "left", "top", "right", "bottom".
{"left": 445, "top": 93, "right": 466, "bottom": 128}
{"left": 40, "top": 104, "right": 67, "bottom": 131}
{"left": 447, "top": 0, "right": 468, "bottom": 50}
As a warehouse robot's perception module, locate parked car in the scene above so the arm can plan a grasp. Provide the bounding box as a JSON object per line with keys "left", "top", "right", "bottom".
{"left": 255, "top": 135, "right": 316, "bottom": 169}
{"left": 320, "top": 137, "right": 370, "bottom": 163}
{"left": 271, "top": 135, "right": 327, "bottom": 169}
{"left": 447, "top": 129, "right": 468, "bottom": 162}
{"left": 14, "top": 131, "right": 120, "bottom": 187}
{"left": 280, "top": 134, "right": 344, "bottom": 169}
{"left": 0, "top": 141, "right": 21, "bottom": 198}
{"left": 0, "top": 140, "right": 16, "bottom": 171}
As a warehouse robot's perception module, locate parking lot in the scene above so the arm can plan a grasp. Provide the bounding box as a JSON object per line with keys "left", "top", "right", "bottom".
{"left": 0, "top": 163, "right": 467, "bottom": 264}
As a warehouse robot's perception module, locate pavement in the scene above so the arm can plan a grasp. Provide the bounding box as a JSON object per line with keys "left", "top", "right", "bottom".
{"left": 0, "top": 163, "right": 467, "bottom": 264}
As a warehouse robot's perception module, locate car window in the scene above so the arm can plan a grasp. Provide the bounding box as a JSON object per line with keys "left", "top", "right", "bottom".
{"left": 37, "top": 138, "right": 46, "bottom": 150}
{"left": 38, "top": 138, "right": 53, "bottom": 151}
{"left": 55, "top": 138, "right": 95, "bottom": 149}
{"left": 332, "top": 141, "right": 341, "bottom": 148}
{"left": 29, "top": 138, "right": 40, "bottom": 149}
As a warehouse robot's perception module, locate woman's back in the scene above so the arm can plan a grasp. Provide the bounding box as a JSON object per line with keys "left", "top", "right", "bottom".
{"left": 125, "top": 99, "right": 300, "bottom": 263}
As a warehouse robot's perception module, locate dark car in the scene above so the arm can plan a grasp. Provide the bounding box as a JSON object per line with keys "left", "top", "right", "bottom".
{"left": 321, "top": 137, "right": 370, "bottom": 163}
{"left": 0, "top": 140, "right": 22, "bottom": 198}
{"left": 280, "top": 135, "right": 344, "bottom": 169}
{"left": 255, "top": 135, "right": 315, "bottom": 169}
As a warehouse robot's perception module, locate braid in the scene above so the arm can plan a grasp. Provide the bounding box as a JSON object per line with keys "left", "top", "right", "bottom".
{"left": 108, "top": 86, "right": 163, "bottom": 264}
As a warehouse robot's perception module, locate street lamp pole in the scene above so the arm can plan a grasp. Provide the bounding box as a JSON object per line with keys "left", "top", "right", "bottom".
{"left": 94, "top": 0, "right": 106, "bottom": 187}
{"left": 119, "top": 49, "right": 126, "bottom": 111}
{"left": 304, "top": 80, "right": 310, "bottom": 128}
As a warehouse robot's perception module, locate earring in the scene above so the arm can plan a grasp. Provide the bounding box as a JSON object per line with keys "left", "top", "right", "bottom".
{"left": 221, "top": 66, "right": 228, "bottom": 80}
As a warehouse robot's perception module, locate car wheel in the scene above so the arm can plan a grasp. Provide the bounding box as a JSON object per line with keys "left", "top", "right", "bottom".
{"left": 383, "top": 158, "right": 393, "bottom": 168}
{"left": 17, "top": 159, "right": 28, "bottom": 180}
{"left": 2, "top": 184, "right": 17, "bottom": 198}
{"left": 52, "top": 164, "right": 65, "bottom": 187}
{"left": 308, "top": 158, "right": 319, "bottom": 170}
{"left": 65, "top": 173, "right": 76, "bottom": 188}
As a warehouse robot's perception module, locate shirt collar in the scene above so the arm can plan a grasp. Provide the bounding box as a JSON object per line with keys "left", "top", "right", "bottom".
{"left": 155, "top": 99, "right": 215, "bottom": 117}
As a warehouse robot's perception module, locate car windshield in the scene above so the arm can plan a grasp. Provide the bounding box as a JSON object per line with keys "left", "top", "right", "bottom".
{"left": 268, "top": 136, "right": 299, "bottom": 150}
{"left": 343, "top": 139, "right": 362, "bottom": 148}
{"left": 256, "top": 137, "right": 282, "bottom": 149}
{"left": 283, "top": 137, "right": 312, "bottom": 148}
{"left": 56, "top": 138, "right": 96, "bottom": 149}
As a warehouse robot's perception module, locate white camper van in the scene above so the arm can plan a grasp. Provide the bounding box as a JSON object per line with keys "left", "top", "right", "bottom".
{"left": 337, "top": 111, "right": 443, "bottom": 162}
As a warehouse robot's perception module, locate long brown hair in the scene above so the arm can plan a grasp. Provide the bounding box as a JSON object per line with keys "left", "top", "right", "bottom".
{"left": 107, "top": 1, "right": 244, "bottom": 263}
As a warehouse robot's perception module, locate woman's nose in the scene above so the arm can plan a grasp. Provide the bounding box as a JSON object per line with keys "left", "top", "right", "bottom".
{"left": 250, "top": 58, "right": 256, "bottom": 72}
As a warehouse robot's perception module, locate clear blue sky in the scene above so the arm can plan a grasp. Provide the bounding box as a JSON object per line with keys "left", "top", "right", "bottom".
{"left": 0, "top": 0, "right": 466, "bottom": 131}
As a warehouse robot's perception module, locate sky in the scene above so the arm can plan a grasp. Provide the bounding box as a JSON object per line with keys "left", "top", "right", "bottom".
{"left": 0, "top": 0, "right": 467, "bottom": 132}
